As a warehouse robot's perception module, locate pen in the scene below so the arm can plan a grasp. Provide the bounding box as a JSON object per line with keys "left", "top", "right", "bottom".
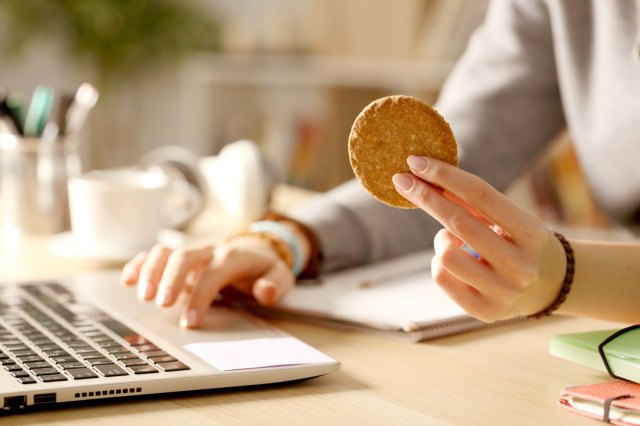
{"left": 5, "top": 92, "right": 26, "bottom": 135}
{"left": 461, "top": 243, "right": 481, "bottom": 260}
{"left": 24, "top": 85, "right": 55, "bottom": 137}
{"left": 64, "top": 83, "right": 99, "bottom": 136}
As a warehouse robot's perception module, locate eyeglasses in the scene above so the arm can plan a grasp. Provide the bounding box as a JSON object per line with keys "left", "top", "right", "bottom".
{"left": 598, "top": 324, "right": 640, "bottom": 380}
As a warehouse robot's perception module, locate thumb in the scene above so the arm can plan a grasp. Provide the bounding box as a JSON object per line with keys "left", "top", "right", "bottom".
{"left": 252, "top": 261, "right": 295, "bottom": 306}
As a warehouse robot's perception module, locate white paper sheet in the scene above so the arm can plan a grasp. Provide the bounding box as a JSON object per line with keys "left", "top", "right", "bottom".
{"left": 184, "top": 337, "right": 335, "bottom": 371}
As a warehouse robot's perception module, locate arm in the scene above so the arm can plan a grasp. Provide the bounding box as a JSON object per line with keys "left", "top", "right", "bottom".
{"left": 559, "top": 241, "right": 640, "bottom": 323}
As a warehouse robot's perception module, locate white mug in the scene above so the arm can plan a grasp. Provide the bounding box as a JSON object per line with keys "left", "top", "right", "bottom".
{"left": 198, "top": 139, "right": 276, "bottom": 224}
{"left": 67, "top": 167, "right": 202, "bottom": 251}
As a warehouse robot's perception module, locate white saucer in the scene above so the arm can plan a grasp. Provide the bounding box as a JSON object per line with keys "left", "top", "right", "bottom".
{"left": 48, "top": 229, "right": 187, "bottom": 262}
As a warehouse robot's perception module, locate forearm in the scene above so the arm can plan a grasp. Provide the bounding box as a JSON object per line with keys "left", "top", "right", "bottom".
{"left": 288, "top": 179, "right": 439, "bottom": 272}
{"left": 557, "top": 240, "right": 640, "bottom": 323}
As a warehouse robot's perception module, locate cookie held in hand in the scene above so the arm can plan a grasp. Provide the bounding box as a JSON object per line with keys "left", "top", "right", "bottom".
{"left": 348, "top": 95, "right": 458, "bottom": 209}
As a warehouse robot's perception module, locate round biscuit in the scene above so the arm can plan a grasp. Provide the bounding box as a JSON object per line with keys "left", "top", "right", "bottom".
{"left": 348, "top": 95, "right": 458, "bottom": 209}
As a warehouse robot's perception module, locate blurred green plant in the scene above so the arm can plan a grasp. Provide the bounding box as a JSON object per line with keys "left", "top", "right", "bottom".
{"left": 0, "top": 0, "right": 220, "bottom": 85}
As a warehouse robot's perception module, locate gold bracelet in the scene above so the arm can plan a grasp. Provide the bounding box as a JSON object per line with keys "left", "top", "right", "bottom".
{"left": 261, "top": 211, "right": 324, "bottom": 279}
{"left": 528, "top": 232, "right": 575, "bottom": 319}
{"left": 227, "top": 231, "right": 293, "bottom": 270}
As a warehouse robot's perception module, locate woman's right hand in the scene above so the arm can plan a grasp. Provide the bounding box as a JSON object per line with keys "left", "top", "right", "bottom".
{"left": 119, "top": 235, "right": 297, "bottom": 329}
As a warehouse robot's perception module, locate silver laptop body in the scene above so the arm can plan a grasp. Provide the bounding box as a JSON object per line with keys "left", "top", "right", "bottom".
{"left": 0, "top": 271, "right": 339, "bottom": 412}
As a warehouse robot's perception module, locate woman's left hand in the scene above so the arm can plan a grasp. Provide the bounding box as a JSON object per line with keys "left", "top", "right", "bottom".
{"left": 392, "top": 155, "right": 567, "bottom": 322}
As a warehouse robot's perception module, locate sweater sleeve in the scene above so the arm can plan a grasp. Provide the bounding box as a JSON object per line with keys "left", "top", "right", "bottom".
{"left": 290, "top": 0, "right": 566, "bottom": 273}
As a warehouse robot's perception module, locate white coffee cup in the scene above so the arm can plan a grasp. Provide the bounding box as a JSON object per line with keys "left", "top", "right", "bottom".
{"left": 67, "top": 167, "right": 199, "bottom": 251}
{"left": 198, "top": 139, "right": 276, "bottom": 224}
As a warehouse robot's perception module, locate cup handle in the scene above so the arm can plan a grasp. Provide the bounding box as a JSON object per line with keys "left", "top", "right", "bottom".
{"left": 137, "top": 146, "right": 208, "bottom": 230}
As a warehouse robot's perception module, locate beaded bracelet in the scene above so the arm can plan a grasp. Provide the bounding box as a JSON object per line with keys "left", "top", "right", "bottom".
{"left": 261, "top": 211, "right": 324, "bottom": 279}
{"left": 227, "top": 230, "right": 294, "bottom": 271}
{"left": 249, "top": 221, "right": 304, "bottom": 277}
{"left": 528, "top": 232, "right": 575, "bottom": 319}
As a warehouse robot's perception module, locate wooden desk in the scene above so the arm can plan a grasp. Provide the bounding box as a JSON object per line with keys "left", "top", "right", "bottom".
{"left": 0, "top": 186, "right": 625, "bottom": 425}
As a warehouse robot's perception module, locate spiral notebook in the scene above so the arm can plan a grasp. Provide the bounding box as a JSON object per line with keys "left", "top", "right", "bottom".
{"left": 237, "top": 250, "right": 507, "bottom": 342}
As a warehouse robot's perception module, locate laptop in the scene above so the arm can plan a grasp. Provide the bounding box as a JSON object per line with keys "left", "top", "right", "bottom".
{"left": 0, "top": 271, "right": 339, "bottom": 413}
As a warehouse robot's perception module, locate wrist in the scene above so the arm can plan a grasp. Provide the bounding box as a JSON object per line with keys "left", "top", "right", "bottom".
{"left": 503, "top": 231, "right": 568, "bottom": 318}
{"left": 248, "top": 221, "right": 305, "bottom": 276}
{"left": 260, "top": 211, "right": 324, "bottom": 279}
{"left": 277, "top": 221, "right": 311, "bottom": 273}
{"left": 527, "top": 232, "right": 574, "bottom": 318}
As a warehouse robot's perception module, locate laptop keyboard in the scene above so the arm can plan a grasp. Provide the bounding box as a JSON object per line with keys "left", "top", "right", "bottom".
{"left": 0, "top": 282, "right": 190, "bottom": 385}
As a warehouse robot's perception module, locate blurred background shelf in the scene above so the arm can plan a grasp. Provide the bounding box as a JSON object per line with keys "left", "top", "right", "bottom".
{"left": 1, "top": 0, "right": 489, "bottom": 191}
{"left": 182, "top": 53, "right": 454, "bottom": 90}
{"left": 178, "top": 53, "right": 455, "bottom": 190}
{"left": 1, "top": 0, "right": 606, "bottom": 229}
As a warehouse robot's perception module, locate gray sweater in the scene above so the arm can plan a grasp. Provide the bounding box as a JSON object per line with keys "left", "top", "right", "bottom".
{"left": 290, "top": 0, "right": 640, "bottom": 272}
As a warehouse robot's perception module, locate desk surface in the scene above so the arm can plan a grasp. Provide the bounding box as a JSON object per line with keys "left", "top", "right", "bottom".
{"left": 0, "top": 186, "right": 624, "bottom": 425}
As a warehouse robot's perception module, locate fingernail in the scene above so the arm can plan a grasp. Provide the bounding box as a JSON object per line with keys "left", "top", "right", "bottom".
{"left": 137, "top": 282, "right": 148, "bottom": 300}
{"left": 407, "top": 155, "right": 429, "bottom": 172}
{"left": 121, "top": 267, "right": 134, "bottom": 285}
{"left": 180, "top": 308, "right": 198, "bottom": 328}
{"left": 259, "top": 280, "right": 277, "bottom": 304}
{"left": 157, "top": 287, "right": 172, "bottom": 307}
{"left": 392, "top": 173, "right": 414, "bottom": 191}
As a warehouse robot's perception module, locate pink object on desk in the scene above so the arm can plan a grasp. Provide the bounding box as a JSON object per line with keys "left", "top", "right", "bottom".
{"left": 559, "top": 380, "right": 640, "bottom": 425}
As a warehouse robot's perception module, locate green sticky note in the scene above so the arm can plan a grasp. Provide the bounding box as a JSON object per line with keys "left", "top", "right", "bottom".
{"left": 550, "top": 327, "right": 640, "bottom": 383}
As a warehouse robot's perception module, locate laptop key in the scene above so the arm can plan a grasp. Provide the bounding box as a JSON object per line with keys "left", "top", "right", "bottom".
{"left": 24, "top": 361, "right": 51, "bottom": 369}
{"left": 39, "top": 343, "right": 63, "bottom": 351}
{"left": 11, "top": 349, "right": 37, "bottom": 357}
{"left": 79, "top": 351, "right": 105, "bottom": 360}
{"left": 98, "top": 318, "right": 136, "bottom": 338}
{"left": 67, "top": 367, "right": 99, "bottom": 380}
{"left": 104, "top": 345, "right": 128, "bottom": 354}
{"left": 16, "top": 376, "right": 37, "bottom": 384}
{"left": 95, "top": 363, "right": 129, "bottom": 377}
{"left": 59, "top": 362, "right": 87, "bottom": 369}
{"left": 88, "top": 358, "right": 113, "bottom": 366}
{"left": 149, "top": 355, "right": 176, "bottom": 363}
{"left": 141, "top": 350, "right": 168, "bottom": 358}
{"left": 114, "top": 353, "right": 138, "bottom": 360}
{"left": 45, "top": 350, "right": 71, "bottom": 358}
{"left": 119, "top": 358, "right": 147, "bottom": 367}
{"left": 32, "top": 367, "right": 60, "bottom": 376}
{"left": 16, "top": 355, "right": 44, "bottom": 363}
{"left": 5, "top": 364, "right": 24, "bottom": 372}
{"left": 10, "top": 370, "right": 30, "bottom": 378}
{"left": 50, "top": 356, "right": 78, "bottom": 363}
{"left": 128, "top": 365, "right": 158, "bottom": 374}
{"left": 156, "top": 361, "right": 190, "bottom": 372}
{"left": 39, "top": 374, "right": 68, "bottom": 382}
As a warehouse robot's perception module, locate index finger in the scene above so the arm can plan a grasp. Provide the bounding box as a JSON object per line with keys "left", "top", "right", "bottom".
{"left": 120, "top": 251, "right": 148, "bottom": 286}
{"left": 407, "top": 156, "right": 543, "bottom": 244}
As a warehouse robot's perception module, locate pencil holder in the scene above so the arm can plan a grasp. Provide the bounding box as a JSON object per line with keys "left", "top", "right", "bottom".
{"left": 0, "top": 134, "right": 81, "bottom": 235}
